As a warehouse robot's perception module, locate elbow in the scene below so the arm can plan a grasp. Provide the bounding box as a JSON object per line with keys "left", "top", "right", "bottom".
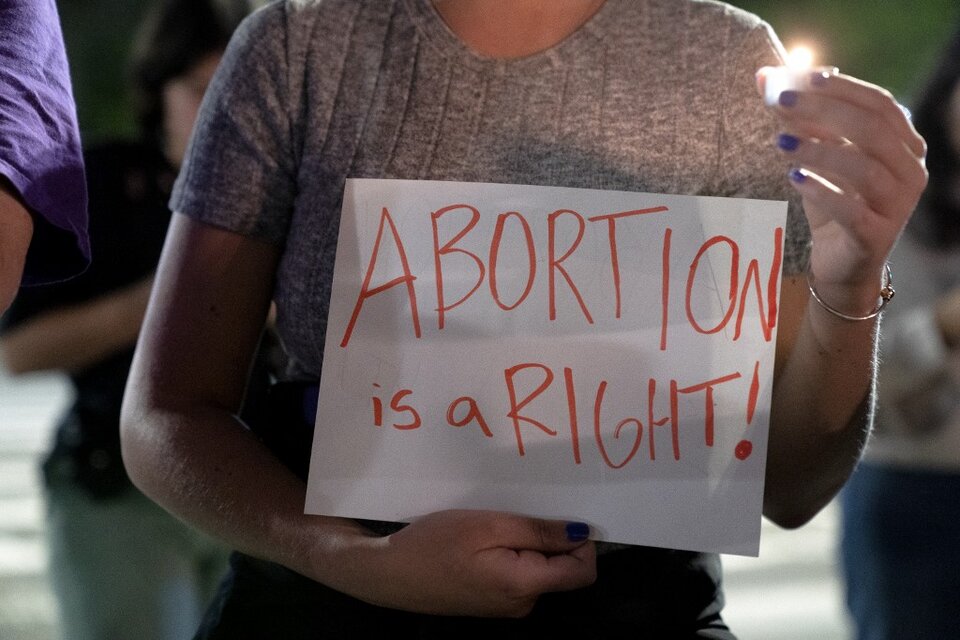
{"left": 119, "top": 391, "right": 159, "bottom": 496}
{"left": 762, "top": 473, "right": 848, "bottom": 530}
{"left": 763, "top": 403, "right": 872, "bottom": 530}
{"left": 764, "top": 503, "right": 822, "bottom": 530}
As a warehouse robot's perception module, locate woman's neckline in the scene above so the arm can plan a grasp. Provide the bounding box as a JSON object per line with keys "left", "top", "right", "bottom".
{"left": 403, "top": 0, "right": 619, "bottom": 70}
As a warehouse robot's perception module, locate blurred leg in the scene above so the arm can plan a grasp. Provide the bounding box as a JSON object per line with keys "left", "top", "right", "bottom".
{"left": 841, "top": 463, "right": 960, "bottom": 640}
{"left": 46, "top": 479, "right": 230, "bottom": 640}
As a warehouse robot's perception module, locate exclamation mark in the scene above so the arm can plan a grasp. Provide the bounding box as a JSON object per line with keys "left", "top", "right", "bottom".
{"left": 372, "top": 383, "right": 384, "bottom": 427}
{"left": 735, "top": 361, "right": 760, "bottom": 461}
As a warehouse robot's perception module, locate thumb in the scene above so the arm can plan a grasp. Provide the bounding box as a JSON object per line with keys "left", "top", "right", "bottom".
{"left": 492, "top": 514, "right": 591, "bottom": 553}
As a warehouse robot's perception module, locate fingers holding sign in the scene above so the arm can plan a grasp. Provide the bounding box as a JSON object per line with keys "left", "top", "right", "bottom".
{"left": 758, "top": 67, "right": 928, "bottom": 306}
{"left": 355, "top": 510, "right": 596, "bottom": 618}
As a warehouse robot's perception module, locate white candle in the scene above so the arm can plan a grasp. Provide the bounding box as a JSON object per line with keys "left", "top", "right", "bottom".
{"left": 763, "top": 46, "right": 835, "bottom": 107}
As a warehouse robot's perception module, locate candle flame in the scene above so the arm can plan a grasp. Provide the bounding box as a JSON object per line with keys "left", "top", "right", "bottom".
{"left": 786, "top": 46, "right": 815, "bottom": 70}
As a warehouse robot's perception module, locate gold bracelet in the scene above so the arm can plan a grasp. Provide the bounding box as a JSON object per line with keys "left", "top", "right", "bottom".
{"left": 807, "top": 264, "right": 895, "bottom": 321}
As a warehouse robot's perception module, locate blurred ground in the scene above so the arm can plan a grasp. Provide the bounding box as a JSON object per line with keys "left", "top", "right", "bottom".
{"left": 0, "top": 369, "right": 851, "bottom": 640}
{"left": 0, "top": 371, "right": 69, "bottom": 640}
{"left": 723, "top": 502, "right": 851, "bottom": 639}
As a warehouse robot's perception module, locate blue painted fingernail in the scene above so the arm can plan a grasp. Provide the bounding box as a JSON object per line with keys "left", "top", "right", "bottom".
{"left": 566, "top": 521, "right": 590, "bottom": 542}
{"left": 788, "top": 167, "right": 807, "bottom": 183}
{"left": 777, "top": 133, "right": 800, "bottom": 152}
{"left": 779, "top": 90, "right": 799, "bottom": 107}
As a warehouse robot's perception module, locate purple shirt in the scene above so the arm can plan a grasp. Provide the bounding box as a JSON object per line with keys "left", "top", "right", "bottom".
{"left": 0, "top": 0, "right": 89, "bottom": 284}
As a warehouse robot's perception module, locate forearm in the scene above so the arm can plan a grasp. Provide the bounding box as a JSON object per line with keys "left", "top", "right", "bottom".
{"left": 120, "top": 396, "right": 376, "bottom": 585}
{"left": 122, "top": 390, "right": 599, "bottom": 615}
{"left": 118, "top": 216, "right": 380, "bottom": 591}
{"left": 765, "top": 275, "right": 878, "bottom": 527}
{"left": 0, "top": 276, "right": 153, "bottom": 374}
{"left": 755, "top": 60, "right": 927, "bottom": 528}
{"left": 124, "top": 216, "right": 599, "bottom": 616}
{"left": 0, "top": 182, "right": 34, "bottom": 313}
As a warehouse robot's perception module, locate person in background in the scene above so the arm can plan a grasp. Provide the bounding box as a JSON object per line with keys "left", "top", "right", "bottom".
{"left": 121, "top": 0, "right": 927, "bottom": 637}
{"left": 0, "top": 1, "right": 258, "bottom": 638}
{"left": 0, "top": 0, "right": 90, "bottom": 313}
{"left": 840, "top": 22, "right": 960, "bottom": 640}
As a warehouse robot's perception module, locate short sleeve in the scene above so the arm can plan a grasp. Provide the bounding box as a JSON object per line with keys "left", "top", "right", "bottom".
{"left": 0, "top": 0, "right": 90, "bottom": 284}
{"left": 170, "top": 2, "right": 298, "bottom": 246}
{"left": 717, "top": 21, "right": 811, "bottom": 275}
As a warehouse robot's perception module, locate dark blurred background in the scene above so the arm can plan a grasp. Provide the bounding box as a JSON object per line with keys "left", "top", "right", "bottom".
{"left": 59, "top": 0, "right": 960, "bottom": 143}
{"left": 2, "top": 3, "right": 956, "bottom": 640}
{"left": 737, "top": 0, "right": 959, "bottom": 100}
{"left": 58, "top": 0, "right": 151, "bottom": 143}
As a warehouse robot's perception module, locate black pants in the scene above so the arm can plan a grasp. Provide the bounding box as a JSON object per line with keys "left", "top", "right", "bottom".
{"left": 194, "top": 544, "right": 734, "bottom": 639}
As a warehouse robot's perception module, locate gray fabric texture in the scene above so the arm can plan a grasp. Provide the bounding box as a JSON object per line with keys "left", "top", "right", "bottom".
{"left": 172, "top": 0, "right": 810, "bottom": 381}
{"left": 170, "top": 0, "right": 809, "bottom": 624}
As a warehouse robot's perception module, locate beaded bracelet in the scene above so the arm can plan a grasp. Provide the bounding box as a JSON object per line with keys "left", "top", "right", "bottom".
{"left": 807, "top": 264, "right": 895, "bottom": 321}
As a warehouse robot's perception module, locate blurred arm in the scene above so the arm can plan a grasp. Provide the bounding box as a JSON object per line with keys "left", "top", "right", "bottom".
{"left": 0, "top": 275, "right": 153, "bottom": 374}
{"left": 0, "top": 179, "right": 33, "bottom": 313}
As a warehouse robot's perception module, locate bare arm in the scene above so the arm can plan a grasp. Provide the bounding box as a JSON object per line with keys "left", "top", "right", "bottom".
{"left": 766, "top": 275, "right": 878, "bottom": 527}
{"left": 761, "top": 71, "right": 928, "bottom": 527}
{"left": 0, "top": 275, "right": 152, "bottom": 374}
{"left": 120, "top": 214, "right": 595, "bottom": 617}
{"left": 0, "top": 180, "right": 33, "bottom": 314}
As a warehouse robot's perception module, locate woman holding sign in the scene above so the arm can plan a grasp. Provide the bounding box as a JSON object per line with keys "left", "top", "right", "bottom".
{"left": 120, "top": 0, "right": 927, "bottom": 637}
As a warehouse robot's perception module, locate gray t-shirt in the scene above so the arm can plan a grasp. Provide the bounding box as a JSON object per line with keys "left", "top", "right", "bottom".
{"left": 173, "top": 0, "right": 809, "bottom": 381}
{"left": 172, "top": 3, "right": 807, "bottom": 629}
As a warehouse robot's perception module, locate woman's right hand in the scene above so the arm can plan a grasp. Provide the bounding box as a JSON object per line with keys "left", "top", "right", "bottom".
{"left": 324, "top": 509, "right": 597, "bottom": 618}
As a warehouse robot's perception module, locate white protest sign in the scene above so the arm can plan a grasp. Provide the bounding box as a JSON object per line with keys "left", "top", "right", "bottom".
{"left": 306, "top": 178, "right": 787, "bottom": 556}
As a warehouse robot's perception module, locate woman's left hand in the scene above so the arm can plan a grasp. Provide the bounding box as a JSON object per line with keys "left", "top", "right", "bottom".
{"left": 759, "top": 69, "right": 928, "bottom": 315}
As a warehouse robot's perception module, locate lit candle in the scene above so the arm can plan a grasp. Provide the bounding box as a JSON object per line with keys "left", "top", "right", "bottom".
{"left": 762, "top": 46, "right": 835, "bottom": 107}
